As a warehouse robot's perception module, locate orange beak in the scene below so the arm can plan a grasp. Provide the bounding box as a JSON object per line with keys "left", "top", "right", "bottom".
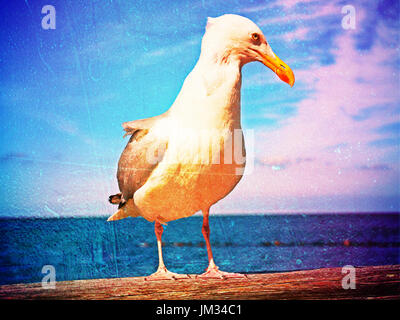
{"left": 261, "top": 52, "right": 295, "bottom": 87}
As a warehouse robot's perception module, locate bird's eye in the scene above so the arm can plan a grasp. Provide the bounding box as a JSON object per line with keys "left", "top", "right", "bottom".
{"left": 251, "top": 33, "right": 260, "bottom": 41}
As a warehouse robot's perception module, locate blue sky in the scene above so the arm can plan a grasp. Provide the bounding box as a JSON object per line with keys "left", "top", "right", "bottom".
{"left": 0, "top": 0, "right": 399, "bottom": 217}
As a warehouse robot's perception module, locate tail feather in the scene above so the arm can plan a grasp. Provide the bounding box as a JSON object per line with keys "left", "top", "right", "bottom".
{"left": 107, "top": 198, "right": 141, "bottom": 222}
{"left": 109, "top": 193, "right": 122, "bottom": 205}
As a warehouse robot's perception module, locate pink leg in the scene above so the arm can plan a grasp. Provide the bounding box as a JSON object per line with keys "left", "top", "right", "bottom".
{"left": 196, "top": 208, "right": 246, "bottom": 279}
{"left": 145, "top": 221, "right": 190, "bottom": 281}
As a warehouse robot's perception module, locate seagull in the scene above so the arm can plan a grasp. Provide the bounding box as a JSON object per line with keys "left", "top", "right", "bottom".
{"left": 108, "top": 14, "right": 294, "bottom": 280}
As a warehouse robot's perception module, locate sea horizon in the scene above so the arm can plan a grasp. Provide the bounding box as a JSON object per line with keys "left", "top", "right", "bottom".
{"left": 0, "top": 211, "right": 399, "bottom": 220}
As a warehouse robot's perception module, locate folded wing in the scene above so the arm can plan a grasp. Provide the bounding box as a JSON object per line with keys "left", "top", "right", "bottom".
{"left": 114, "top": 114, "right": 168, "bottom": 212}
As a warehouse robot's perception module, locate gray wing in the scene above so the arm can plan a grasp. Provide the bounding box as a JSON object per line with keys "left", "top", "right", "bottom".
{"left": 117, "top": 116, "right": 168, "bottom": 201}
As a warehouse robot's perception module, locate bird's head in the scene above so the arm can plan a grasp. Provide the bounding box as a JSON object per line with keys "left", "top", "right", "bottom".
{"left": 201, "top": 14, "right": 295, "bottom": 87}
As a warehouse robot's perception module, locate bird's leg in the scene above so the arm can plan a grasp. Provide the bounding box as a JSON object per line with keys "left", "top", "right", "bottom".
{"left": 197, "top": 209, "right": 246, "bottom": 280}
{"left": 145, "top": 221, "right": 190, "bottom": 281}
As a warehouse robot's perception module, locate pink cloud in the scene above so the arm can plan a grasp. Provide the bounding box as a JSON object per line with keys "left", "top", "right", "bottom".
{"left": 282, "top": 26, "right": 310, "bottom": 41}
{"left": 258, "top": 2, "right": 340, "bottom": 26}
{"left": 238, "top": 0, "right": 315, "bottom": 14}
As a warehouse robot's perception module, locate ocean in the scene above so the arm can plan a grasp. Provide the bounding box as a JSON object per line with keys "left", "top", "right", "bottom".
{"left": 0, "top": 214, "right": 398, "bottom": 285}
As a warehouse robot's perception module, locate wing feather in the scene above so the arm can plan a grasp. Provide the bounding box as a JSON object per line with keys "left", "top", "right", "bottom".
{"left": 117, "top": 115, "right": 168, "bottom": 201}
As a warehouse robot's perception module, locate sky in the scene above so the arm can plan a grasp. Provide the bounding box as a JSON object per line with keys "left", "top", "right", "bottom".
{"left": 0, "top": 0, "right": 399, "bottom": 217}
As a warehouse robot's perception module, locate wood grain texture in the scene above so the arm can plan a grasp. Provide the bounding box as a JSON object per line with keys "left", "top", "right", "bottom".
{"left": 0, "top": 265, "right": 398, "bottom": 300}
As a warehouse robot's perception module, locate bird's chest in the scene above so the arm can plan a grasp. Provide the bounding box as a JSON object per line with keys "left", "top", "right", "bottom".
{"left": 166, "top": 127, "right": 245, "bottom": 178}
{"left": 134, "top": 128, "right": 245, "bottom": 222}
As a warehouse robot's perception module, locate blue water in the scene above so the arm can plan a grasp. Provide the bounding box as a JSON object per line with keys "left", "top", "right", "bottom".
{"left": 0, "top": 214, "right": 398, "bottom": 285}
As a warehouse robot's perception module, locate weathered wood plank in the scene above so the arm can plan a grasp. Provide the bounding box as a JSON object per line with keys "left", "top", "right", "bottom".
{"left": 0, "top": 265, "right": 398, "bottom": 300}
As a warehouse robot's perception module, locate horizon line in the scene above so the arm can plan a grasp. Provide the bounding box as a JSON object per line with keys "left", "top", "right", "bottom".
{"left": 0, "top": 211, "right": 399, "bottom": 219}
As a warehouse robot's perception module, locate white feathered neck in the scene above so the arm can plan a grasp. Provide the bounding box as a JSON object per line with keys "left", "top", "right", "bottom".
{"left": 167, "top": 40, "right": 243, "bottom": 130}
